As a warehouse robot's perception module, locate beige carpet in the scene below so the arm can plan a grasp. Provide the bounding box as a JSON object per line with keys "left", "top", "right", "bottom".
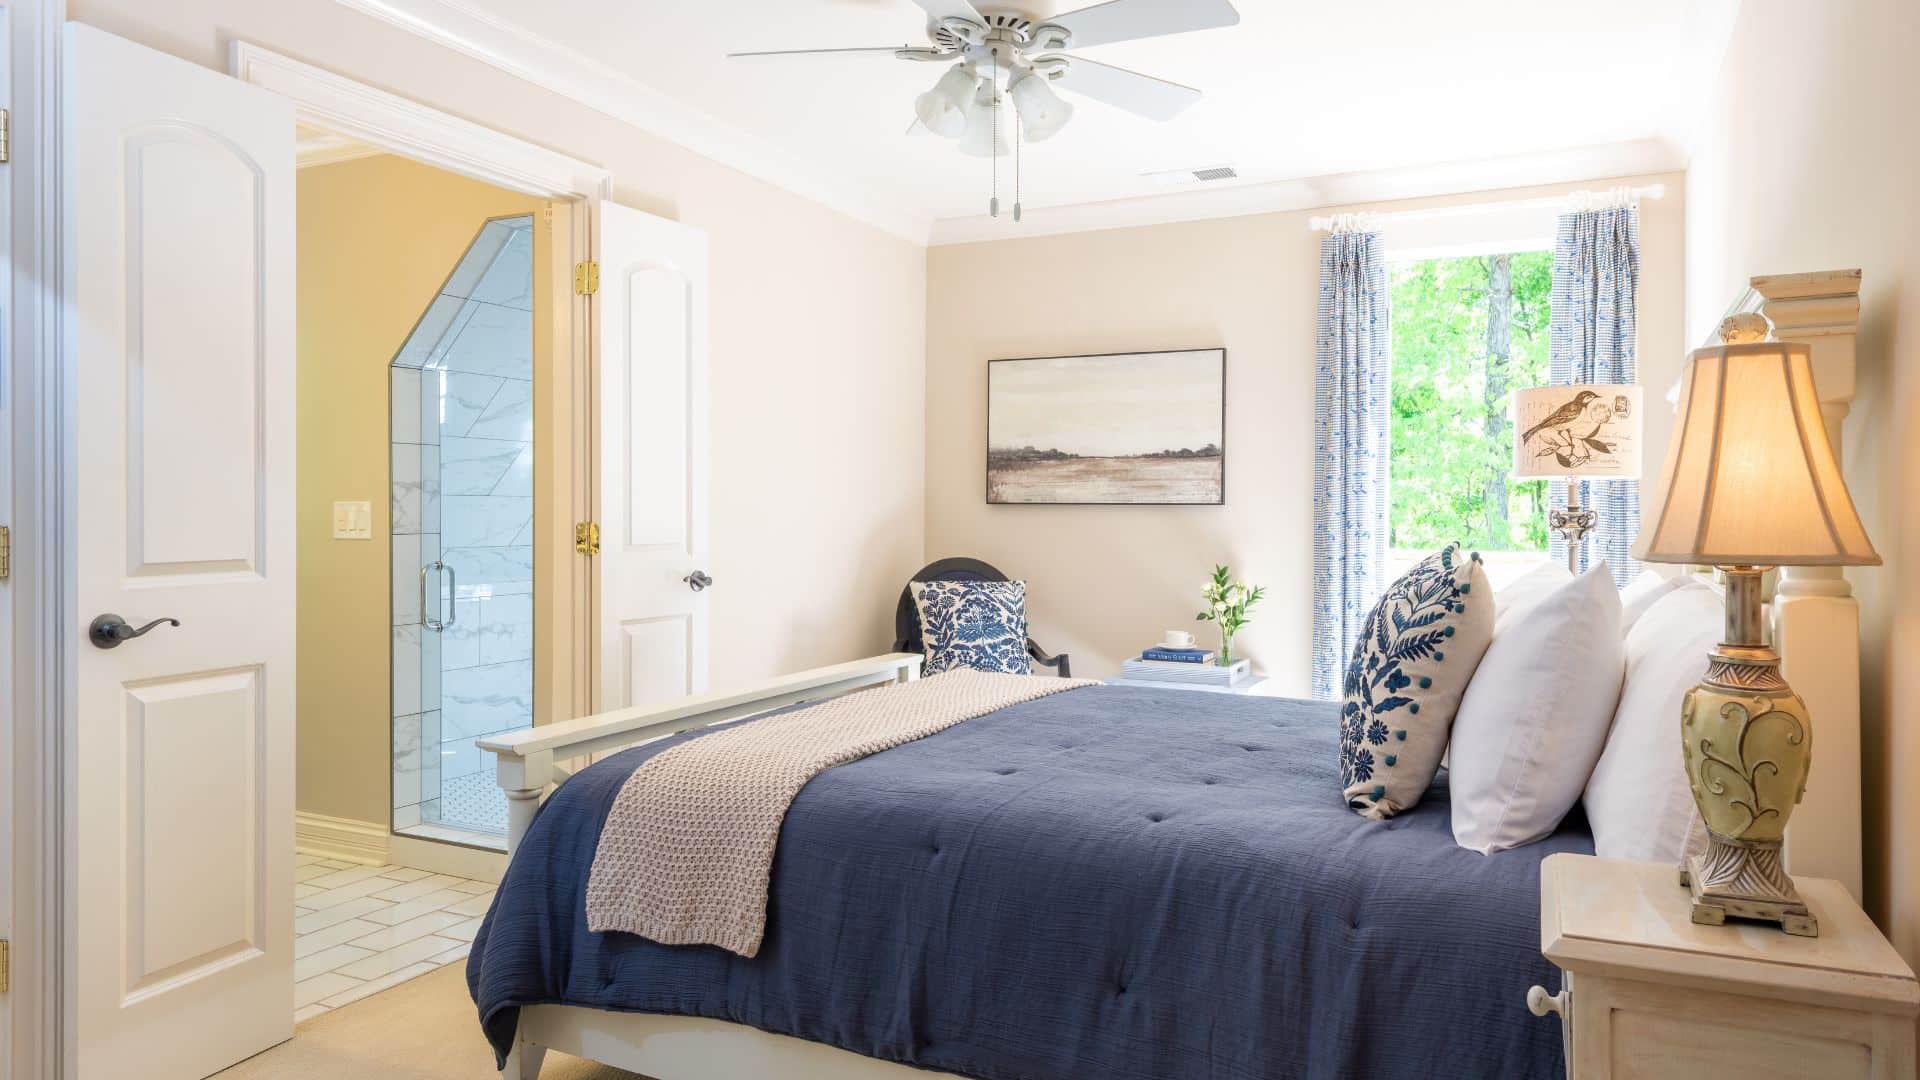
{"left": 216, "top": 964, "right": 645, "bottom": 1079}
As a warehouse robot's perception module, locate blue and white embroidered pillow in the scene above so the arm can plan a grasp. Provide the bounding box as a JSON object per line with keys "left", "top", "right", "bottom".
{"left": 911, "top": 580, "right": 1031, "bottom": 676}
{"left": 1339, "top": 543, "right": 1494, "bottom": 819}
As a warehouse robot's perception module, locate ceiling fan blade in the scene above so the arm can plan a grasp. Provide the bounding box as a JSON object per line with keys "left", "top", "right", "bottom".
{"left": 1053, "top": 57, "right": 1202, "bottom": 121}
{"left": 727, "top": 46, "right": 909, "bottom": 59}
{"left": 1047, "top": 0, "right": 1239, "bottom": 49}
{"left": 912, "top": 0, "right": 984, "bottom": 25}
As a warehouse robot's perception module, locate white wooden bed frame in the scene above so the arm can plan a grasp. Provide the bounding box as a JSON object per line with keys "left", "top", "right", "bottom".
{"left": 476, "top": 265, "right": 1870, "bottom": 1080}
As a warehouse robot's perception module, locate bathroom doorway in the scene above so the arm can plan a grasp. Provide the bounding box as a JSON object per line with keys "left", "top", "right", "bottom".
{"left": 294, "top": 140, "right": 572, "bottom": 878}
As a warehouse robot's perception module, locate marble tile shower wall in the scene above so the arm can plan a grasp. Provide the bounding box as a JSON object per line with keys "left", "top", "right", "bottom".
{"left": 391, "top": 219, "right": 535, "bottom": 834}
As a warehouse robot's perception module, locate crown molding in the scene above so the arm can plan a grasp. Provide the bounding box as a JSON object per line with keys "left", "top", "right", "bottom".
{"left": 927, "top": 138, "right": 1686, "bottom": 246}
{"left": 331, "top": 0, "right": 931, "bottom": 245}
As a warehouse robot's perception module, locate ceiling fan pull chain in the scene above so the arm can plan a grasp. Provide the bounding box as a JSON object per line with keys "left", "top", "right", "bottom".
{"left": 1014, "top": 117, "right": 1023, "bottom": 223}
{"left": 989, "top": 49, "right": 1000, "bottom": 218}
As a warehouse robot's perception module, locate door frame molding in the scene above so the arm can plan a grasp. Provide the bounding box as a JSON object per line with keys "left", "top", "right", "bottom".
{"left": 8, "top": 0, "right": 68, "bottom": 1076}
{"left": 227, "top": 43, "right": 610, "bottom": 202}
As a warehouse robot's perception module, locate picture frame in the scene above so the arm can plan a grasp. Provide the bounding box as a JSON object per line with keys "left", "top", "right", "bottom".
{"left": 986, "top": 348, "right": 1226, "bottom": 505}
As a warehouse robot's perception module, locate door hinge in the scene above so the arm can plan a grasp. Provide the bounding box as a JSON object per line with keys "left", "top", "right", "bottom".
{"left": 573, "top": 260, "right": 599, "bottom": 296}
{"left": 0, "top": 109, "right": 11, "bottom": 164}
{"left": 0, "top": 524, "right": 10, "bottom": 581}
{"left": 1, "top": 939, "right": 10, "bottom": 993}
{"left": 574, "top": 521, "right": 601, "bottom": 556}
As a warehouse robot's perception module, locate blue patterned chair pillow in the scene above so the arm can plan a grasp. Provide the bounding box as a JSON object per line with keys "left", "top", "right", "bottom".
{"left": 911, "top": 580, "right": 1032, "bottom": 675}
{"left": 1340, "top": 543, "right": 1495, "bottom": 819}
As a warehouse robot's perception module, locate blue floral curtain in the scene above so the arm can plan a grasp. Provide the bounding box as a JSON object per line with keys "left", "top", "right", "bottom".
{"left": 1549, "top": 206, "right": 1641, "bottom": 586}
{"left": 1311, "top": 228, "right": 1391, "bottom": 699}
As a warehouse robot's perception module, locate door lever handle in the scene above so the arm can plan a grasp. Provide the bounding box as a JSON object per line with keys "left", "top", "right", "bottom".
{"left": 89, "top": 613, "right": 181, "bottom": 650}
{"left": 684, "top": 570, "right": 713, "bottom": 592}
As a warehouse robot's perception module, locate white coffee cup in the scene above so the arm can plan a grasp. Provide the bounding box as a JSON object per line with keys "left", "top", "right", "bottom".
{"left": 1161, "top": 630, "right": 1195, "bottom": 649}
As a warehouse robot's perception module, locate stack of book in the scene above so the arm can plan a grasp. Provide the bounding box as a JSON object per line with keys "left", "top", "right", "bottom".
{"left": 1121, "top": 645, "right": 1251, "bottom": 687}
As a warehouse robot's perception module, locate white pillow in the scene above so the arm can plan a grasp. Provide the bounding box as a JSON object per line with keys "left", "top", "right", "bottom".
{"left": 1449, "top": 564, "right": 1625, "bottom": 854}
{"left": 1619, "top": 570, "right": 1700, "bottom": 632}
{"left": 1492, "top": 559, "right": 1572, "bottom": 632}
{"left": 1583, "top": 586, "right": 1719, "bottom": 865}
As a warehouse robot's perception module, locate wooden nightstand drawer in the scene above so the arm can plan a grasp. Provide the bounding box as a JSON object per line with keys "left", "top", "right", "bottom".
{"left": 1535, "top": 855, "right": 1918, "bottom": 1080}
{"left": 1576, "top": 976, "right": 1887, "bottom": 1078}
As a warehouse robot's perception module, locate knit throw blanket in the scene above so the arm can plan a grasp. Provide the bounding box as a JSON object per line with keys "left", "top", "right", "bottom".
{"left": 584, "top": 668, "right": 1099, "bottom": 956}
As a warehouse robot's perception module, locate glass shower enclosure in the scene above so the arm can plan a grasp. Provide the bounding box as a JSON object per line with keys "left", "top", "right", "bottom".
{"left": 390, "top": 214, "right": 535, "bottom": 847}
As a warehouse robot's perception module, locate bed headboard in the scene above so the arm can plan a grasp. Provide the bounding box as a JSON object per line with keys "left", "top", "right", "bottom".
{"left": 1716, "top": 268, "right": 1866, "bottom": 898}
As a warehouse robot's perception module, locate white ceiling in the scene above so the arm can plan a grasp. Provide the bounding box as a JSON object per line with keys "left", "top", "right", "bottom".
{"left": 395, "top": 0, "right": 1740, "bottom": 241}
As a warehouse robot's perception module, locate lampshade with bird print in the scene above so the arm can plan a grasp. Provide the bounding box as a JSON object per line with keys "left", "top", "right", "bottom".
{"left": 1511, "top": 384, "right": 1644, "bottom": 479}
{"left": 1631, "top": 341, "right": 1879, "bottom": 567}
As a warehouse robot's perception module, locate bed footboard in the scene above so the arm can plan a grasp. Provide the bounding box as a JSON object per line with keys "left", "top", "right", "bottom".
{"left": 477, "top": 653, "right": 922, "bottom": 857}
{"left": 479, "top": 653, "right": 922, "bottom": 1079}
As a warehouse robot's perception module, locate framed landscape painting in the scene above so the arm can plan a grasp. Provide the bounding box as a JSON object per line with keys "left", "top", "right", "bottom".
{"left": 987, "top": 348, "right": 1225, "bottom": 505}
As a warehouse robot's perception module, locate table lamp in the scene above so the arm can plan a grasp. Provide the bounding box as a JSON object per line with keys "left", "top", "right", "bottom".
{"left": 1512, "top": 383, "right": 1645, "bottom": 572}
{"left": 1632, "top": 314, "right": 1880, "bottom": 936}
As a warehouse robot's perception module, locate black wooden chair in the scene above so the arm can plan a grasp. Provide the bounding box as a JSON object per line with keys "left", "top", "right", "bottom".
{"left": 893, "top": 557, "right": 1072, "bottom": 677}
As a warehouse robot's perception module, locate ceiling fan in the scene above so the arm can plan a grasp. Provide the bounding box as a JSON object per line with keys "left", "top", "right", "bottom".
{"left": 729, "top": 0, "right": 1240, "bottom": 221}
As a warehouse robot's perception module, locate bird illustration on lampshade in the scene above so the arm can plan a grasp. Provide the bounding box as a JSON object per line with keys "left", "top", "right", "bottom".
{"left": 1511, "top": 384, "right": 1644, "bottom": 479}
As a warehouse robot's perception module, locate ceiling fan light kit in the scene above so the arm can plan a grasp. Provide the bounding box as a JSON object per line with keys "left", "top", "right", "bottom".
{"left": 958, "top": 84, "right": 1009, "bottom": 159}
{"left": 914, "top": 64, "right": 976, "bottom": 137}
{"left": 1009, "top": 71, "right": 1072, "bottom": 142}
{"left": 729, "top": 0, "right": 1239, "bottom": 222}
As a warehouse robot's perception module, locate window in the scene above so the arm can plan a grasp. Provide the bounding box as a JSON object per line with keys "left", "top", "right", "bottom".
{"left": 1388, "top": 251, "right": 1553, "bottom": 580}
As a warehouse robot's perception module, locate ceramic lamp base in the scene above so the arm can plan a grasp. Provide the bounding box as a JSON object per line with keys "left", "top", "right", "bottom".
{"left": 1677, "top": 566, "right": 1818, "bottom": 936}
{"left": 1680, "top": 836, "right": 1818, "bottom": 937}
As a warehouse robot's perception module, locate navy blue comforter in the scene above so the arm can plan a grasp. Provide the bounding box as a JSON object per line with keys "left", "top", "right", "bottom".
{"left": 469, "top": 684, "right": 1589, "bottom": 1078}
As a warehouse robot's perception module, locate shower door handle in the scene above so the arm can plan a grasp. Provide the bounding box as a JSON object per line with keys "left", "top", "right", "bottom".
{"left": 419, "top": 561, "right": 455, "bottom": 632}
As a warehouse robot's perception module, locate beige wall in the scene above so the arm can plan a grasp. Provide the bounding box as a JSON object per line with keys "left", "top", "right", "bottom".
{"left": 926, "top": 175, "right": 1685, "bottom": 687}
{"left": 296, "top": 154, "right": 545, "bottom": 826}
{"left": 1683, "top": 0, "right": 1920, "bottom": 973}
{"left": 78, "top": 0, "right": 930, "bottom": 821}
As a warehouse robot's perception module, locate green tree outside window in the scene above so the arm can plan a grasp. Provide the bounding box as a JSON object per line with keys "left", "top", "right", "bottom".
{"left": 1389, "top": 251, "right": 1553, "bottom": 552}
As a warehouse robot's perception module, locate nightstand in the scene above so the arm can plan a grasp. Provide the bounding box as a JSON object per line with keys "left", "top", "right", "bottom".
{"left": 1530, "top": 853, "right": 1918, "bottom": 1079}
{"left": 1103, "top": 674, "right": 1273, "bottom": 695}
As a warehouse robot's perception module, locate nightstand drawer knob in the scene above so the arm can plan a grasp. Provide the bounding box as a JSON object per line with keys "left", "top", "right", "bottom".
{"left": 1526, "top": 984, "right": 1569, "bottom": 1017}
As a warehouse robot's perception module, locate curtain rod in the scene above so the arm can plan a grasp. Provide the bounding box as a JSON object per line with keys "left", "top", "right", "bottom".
{"left": 1307, "top": 183, "right": 1666, "bottom": 233}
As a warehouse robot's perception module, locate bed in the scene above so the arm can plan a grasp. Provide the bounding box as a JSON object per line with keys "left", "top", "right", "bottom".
{"left": 470, "top": 659, "right": 1587, "bottom": 1079}
{"left": 468, "top": 267, "right": 1869, "bottom": 1080}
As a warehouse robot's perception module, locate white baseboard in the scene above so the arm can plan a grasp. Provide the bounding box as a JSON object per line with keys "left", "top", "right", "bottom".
{"left": 295, "top": 811, "right": 392, "bottom": 866}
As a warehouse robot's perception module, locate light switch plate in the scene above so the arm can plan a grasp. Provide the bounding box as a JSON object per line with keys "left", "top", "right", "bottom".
{"left": 332, "top": 500, "right": 373, "bottom": 540}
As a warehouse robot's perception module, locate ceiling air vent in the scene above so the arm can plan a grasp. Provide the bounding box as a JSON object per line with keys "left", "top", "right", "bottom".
{"left": 1142, "top": 165, "right": 1240, "bottom": 187}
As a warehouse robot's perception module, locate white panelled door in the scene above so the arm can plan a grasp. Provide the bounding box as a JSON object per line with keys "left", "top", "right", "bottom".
{"left": 594, "top": 204, "right": 710, "bottom": 713}
{"left": 67, "top": 24, "right": 296, "bottom": 1079}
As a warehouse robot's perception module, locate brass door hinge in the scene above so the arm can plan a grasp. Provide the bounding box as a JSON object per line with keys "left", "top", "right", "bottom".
{"left": 0, "top": 524, "right": 10, "bottom": 581}
{"left": 573, "top": 521, "right": 601, "bottom": 556}
{"left": 573, "top": 260, "right": 599, "bottom": 296}
{"left": 1, "top": 939, "right": 10, "bottom": 993}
